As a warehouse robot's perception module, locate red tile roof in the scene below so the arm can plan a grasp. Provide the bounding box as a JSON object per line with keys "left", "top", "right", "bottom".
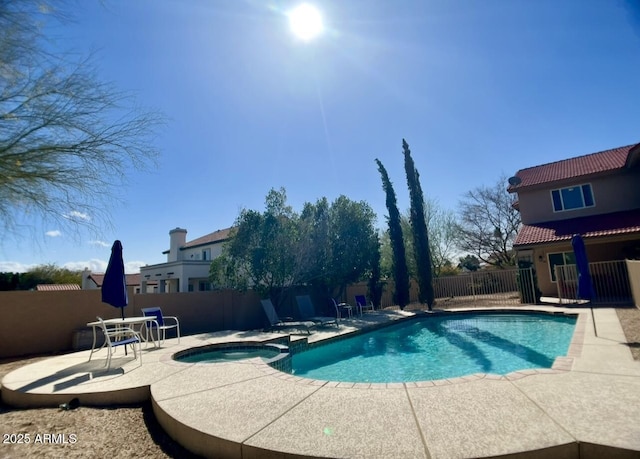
{"left": 514, "top": 209, "right": 640, "bottom": 246}
{"left": 508, "top": 143, "right": 639, "bottom": 191}
{"left": 36, "top": 284, "right": 81, "bottom": 291}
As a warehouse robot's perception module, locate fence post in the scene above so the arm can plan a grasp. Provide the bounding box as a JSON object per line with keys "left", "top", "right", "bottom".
{"left": 528, "top": 267, "right": 535, "bottom": 304}
{"left": 471, "top": 271, "right": 476, "bottom": 302}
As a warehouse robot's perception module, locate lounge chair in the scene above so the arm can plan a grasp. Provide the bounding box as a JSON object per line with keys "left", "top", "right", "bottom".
{"left": 261, "top": 299, "right": 313, "bottom": 334}
{"left": 141, "top": 307, "right": 180, "bottom": 345}
{"left": 354, "top": 294, "right": 375, "bottom": 315}
{"left": 94, "top": 316, "right": 142, "bottom": 370}
{"left": 296, "top": 295, "right": 339, "bottom": 327}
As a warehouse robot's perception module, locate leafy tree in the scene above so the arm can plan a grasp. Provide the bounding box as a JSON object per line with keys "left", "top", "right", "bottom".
{"left": 382, "top": 202, "right": 458, "bottom": 279}
{"left": 403, "top": 140, "right": 434, "bottom": 310}
{"left": 458, "top": 254, "right": 481, "bottom": 272}
{"left": 375, "top": 158, "right": 410, "bottom": 309}
{"left": 0, "top": 1, "right": 163, "bottom": 239}
{"left": 0, "top": 263, "right": 82, "bottom": 290}
{"left": 367, "top": 233, "right": 385, "bottom": 308}
{"left": 210, "top": 188, "right": 301, "bottom": 304}
{"left": 210, "top": 189, "right": 379, "bottom": 307}
{"left": 454, "top": 175, "right": 521, "bottom": 268}
{"left": 300, "top": 195, "right": 378, "bottom": 299}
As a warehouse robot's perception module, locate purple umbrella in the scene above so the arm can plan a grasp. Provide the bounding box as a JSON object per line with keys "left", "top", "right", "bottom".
{"left": 102, "top": 240, "right": 128, "bottom": 319}
{"left": 571, "top": 234, "right": 594, "bottom": 301}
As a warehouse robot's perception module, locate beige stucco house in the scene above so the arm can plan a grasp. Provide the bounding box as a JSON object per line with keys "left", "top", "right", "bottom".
{"left": 139, "top": 227, "right": 232, "bottom": 293}
{"left": 508, "top": 143, "right": 640, "bottom": 298}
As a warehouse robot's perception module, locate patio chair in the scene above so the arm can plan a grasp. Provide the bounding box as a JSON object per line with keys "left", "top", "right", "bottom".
{"left": 296, "top": 295, "right": 339, "bottom": 327}
{"left": 261, "top": 299, "right": 313, "bottom": 335}
{"left": 141, "top": 307, "right": 180, "bottom": 345}
{"left": 354, "top": 295, "right": 375, "bottom": 315}
{"left": 331, "top": 297, "right": 353, "bottom": 319}
{"left": 94, "top": 316, "right": 142, "bottom": 370}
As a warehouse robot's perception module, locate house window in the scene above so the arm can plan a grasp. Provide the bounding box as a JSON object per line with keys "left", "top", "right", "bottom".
{"left": 551, "top": 184, "right": 594, "bottom": 212}
{"left": 199, "top": 281, "right": 212, "bottom": 291}
{"left": 202, "top": 248, "right": 211, "bottom": 261}
{"left": 548, "top": 251, "right": 576, "bottom": 282}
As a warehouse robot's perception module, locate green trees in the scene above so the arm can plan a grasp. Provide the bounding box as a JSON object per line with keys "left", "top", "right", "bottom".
{"left": 209, "top": 188, "right": 379, "bottom": 305}
{"left": 375, "top": 159, "right": 410, "bottom": 309}
{"left": 301, "top": 196, "right": 378, "bottom": 299}
{"left": 402, "top": 140, "right": 434, "bottom": 310}
{"left": 209, "top": 188, "right": 301, "bottom": 302}
{"left": 0, "top": 1, "right": 163, "bottom": 238}
{"left": 0, "top": 264, "right": 82, "bottom": 290}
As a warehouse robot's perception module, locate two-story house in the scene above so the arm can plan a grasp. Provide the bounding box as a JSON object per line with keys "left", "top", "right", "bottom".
{"left": 139, "top": 227, "right": 232, "bottom": 293}
{"left": 508, "top": 143, "right": 640, "bottom": 298}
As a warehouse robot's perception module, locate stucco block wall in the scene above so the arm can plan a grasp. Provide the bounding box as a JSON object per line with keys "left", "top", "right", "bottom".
{"left": 0, "top": 289, "right": 261, "bottom": 359}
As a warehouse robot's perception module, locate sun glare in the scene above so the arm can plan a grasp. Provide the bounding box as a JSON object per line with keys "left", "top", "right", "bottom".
{"left": 287, "top": 4, "right": 324, "bottom": 41}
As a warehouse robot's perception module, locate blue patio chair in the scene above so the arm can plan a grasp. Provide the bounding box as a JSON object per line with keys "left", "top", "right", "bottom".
{"left": 141, "top": 307, "right": 180, "bottom": 345}
{"left": 354, "top": 295, "right": 375, "bottom": 315}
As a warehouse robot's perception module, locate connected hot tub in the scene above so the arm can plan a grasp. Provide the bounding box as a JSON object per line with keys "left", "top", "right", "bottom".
{"left": 173, "top": 342, "right": 290, "bottom": 368}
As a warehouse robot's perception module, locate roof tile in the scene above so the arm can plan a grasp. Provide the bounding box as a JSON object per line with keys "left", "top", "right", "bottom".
{"left": 36, "top": 284, "right": 81, "bottom": 291}
{"left": 509, "top": 144, "right": 637, "bottom": 191}
{"left": 514, "top": 209, "right": 640, "bottom": 246}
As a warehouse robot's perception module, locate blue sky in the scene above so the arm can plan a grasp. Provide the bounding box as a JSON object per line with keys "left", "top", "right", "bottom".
{"left": 2, "top": 0, "right": 639, "bottom": 274}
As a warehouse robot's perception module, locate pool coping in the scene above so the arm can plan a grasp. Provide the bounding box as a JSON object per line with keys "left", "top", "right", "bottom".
{"left": 2, "top": 306, "right": 640, "bottom": 458}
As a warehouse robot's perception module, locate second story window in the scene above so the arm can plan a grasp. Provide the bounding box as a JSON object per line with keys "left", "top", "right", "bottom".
{"left": 551, "top": 184, "right": 594, "bottom": 212}
{"left": 202, "top": 248, "right": 211, "bottom": 260}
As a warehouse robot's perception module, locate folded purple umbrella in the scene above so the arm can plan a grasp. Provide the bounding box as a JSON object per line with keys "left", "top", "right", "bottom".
{"left": 102, "top": 240, "right": 128, "bottom": 319}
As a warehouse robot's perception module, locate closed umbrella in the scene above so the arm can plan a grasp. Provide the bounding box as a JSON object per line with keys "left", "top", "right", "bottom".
{"left": 102, "top": 240, "right": 128, "bottom": 319}
{"left": 571, "top": 234, "right": 594, "bottom": 301}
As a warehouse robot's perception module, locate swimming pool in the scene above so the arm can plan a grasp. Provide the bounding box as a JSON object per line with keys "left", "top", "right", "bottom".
{"left": 291, "top": 312, "right": 577, "bottom": 382}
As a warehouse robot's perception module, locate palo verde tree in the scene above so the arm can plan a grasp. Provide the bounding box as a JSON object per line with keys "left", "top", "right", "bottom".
{"left": 402, "top": 139, "right": 434, "bottom": 310}
{"left": 375, "top": 158, "right": 410, "bottom": 309}
{"left": 454, "top": 175, "right": 521, "bottom": 268}
{"left": 0, "top": 1, "right": 163, "bottom": 239}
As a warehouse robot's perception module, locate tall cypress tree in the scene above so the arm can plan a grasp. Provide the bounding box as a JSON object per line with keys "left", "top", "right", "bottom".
{"left": 375, "top": 158, "right": 410, "bottom": 309}
{"left": 402, "top": 139, "right": 434, "bottom": 310}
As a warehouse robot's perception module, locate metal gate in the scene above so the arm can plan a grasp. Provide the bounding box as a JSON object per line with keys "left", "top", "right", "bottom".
{"left": 556, "top": 261, "right": 632, "bottom": 305}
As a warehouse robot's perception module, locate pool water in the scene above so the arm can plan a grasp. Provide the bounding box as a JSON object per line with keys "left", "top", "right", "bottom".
{"left": 291, "top": 313, "right": 577, "bottom": 382}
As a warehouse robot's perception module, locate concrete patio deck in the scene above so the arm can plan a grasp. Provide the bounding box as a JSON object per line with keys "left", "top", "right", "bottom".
{"left": 2, "top": 307, "right": 640, "bottom": 458}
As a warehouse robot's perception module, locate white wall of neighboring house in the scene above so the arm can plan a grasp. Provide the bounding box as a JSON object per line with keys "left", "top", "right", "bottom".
{"left": 140, "top": 227, "right": 228, "bottom": 293}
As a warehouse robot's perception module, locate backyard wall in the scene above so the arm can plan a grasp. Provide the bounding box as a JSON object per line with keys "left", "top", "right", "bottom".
{"left": 0, "top": 289, "right": 261, "bottom": 359}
